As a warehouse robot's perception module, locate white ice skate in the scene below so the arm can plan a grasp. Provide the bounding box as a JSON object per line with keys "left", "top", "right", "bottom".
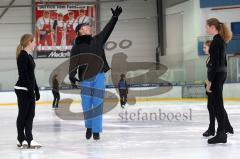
{"left": 17, "top": 140, "right": 22, "bottom": 148}
{"left": 29, "top": 140, "right": 42, "bottom": 149}
{"left": 22, "top": 140, "right": 28, "bottom": 149}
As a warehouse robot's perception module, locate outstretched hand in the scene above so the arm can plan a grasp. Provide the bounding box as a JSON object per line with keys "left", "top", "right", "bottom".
{"left": 111, "top": 6, "right": 122, "bottom": 18}
{"left": 35, "top": 91, "right": 40, "bottom": 101}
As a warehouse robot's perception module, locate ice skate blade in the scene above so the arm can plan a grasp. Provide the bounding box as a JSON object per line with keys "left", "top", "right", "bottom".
{"left": 208, "top": 140, "right": 227, "bottom": 144}
{"left": 208, "top": 142, "right": 227, "bottom": 145}
{"left": 22, "top": 144, "right": 29, "bottom": 149}
{"left": 29, "top": 145, "right": 42, "bottom": 149}
{"left": 202, "top": 135, "right": 214, "bottom": 139}
{"left": 93, "top": 138, "right": 100, "bottom": 141}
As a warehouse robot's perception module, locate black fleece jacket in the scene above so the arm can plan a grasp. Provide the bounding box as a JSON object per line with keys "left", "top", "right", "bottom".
{"left": 15, "top": 50, "right": 39, "bottom": 96}
{"left": 69, "top": 16, "right": 118, "bottom": 83}
{"left": 208, "top": 34, "right": 227, "bottom": 82}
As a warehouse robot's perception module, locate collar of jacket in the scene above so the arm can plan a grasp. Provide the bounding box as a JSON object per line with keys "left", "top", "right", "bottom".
{"left": 213, "top": 34, "right": 221, "bottom": 40}
{"left": 75, "top": 35, "right": 92, "bottom": 45}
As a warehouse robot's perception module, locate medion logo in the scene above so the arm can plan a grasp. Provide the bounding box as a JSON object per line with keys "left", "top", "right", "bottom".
{"left": 48, "top": 51, "right": 70, "bottom": 58}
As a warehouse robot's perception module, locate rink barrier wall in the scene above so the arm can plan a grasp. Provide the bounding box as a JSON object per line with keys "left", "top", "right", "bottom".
{"left": 2, "top": 98, "right": 240, "bottom": 107}
{"left": 0, "top": 84, "right": 240, "bottom": 106}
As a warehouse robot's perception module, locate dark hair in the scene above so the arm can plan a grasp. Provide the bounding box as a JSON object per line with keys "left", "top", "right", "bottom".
{"left": 207, "top": 18, "right": 232, "bottom": 43}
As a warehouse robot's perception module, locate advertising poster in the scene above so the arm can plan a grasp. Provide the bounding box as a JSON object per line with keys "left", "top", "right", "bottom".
{"left": 35, "top": 2, "right": 97, "bottom": 58}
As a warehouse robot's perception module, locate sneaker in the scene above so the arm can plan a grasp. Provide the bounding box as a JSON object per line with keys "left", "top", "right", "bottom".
{"left": 17, "top": 140, "right": 22, "bottom": 148}
{"left": 29, "top": 140, "right": 42, "bottom": 149}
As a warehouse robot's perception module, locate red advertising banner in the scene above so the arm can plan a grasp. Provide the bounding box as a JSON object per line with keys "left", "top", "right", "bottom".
{"left": 35, "top": 2, "right": 97, "bottom": 58}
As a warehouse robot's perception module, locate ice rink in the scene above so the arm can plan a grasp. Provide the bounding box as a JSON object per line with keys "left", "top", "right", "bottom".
{"left": 0, "top": 99, "right": 240, "bottom": 159}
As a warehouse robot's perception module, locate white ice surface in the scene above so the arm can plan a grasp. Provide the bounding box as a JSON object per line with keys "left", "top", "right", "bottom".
{"left": 0, "top": 100, "right": 240, "bottom": 159}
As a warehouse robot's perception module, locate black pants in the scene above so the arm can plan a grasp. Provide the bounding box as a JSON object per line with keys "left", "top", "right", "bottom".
{"left": 207, "top": 92, "right": 232, "bottom": 131}
{"left": 206, "top": 92, "right": 215, "bottom": 130}
{"left": 52, "top": 90, "right": 60, "bottom": 108}
{"left": 210, "top": 72, "right": 231, "bottom": 133}
{"left": 15, "top": 89, "right": 35, "bottom": 144}
{"left": 119, "top": 89, "right": 127, "bottom": 106}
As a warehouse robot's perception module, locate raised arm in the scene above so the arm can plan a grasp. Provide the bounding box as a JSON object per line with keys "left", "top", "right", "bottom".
{"left": 96, "top": 6, "right": 122, "bottom": 45}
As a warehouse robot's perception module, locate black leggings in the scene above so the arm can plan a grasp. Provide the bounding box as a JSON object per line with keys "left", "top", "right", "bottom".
{"left": 207, "top": 92, "right": 232, "bottom": 131}
{"left": 210, "top": 72, "right": 231, "bottom": 133}
{"left": 52, "top": 90, "right": 60, "bottom": 108}
{"left": 15, "top": 89, "right": 35, "bottom": 144}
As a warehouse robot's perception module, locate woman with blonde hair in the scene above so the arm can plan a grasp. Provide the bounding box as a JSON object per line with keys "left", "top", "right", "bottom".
{"left": 205, "top": 18, "right": 233, "bottom": 144}
{"left": 15, "top": 34, "right": 41, "bottom": 148}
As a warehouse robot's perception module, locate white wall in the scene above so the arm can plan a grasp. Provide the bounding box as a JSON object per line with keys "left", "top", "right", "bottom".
{"left": 0, "top": 0, "right": 32, "bottom": 90}
{"left": 200, "top": 7, "right": 240, "bottom": 35}
{"left": 0, "top": 0, "right": 158, "bottom": 91}
{"left": 165, "top": 0, "right": 201, "bottom": 60}
{"left": 161, "top": 0, "right": 204, "bottom": 84}
{"left": 161, "top": 0, "right": 240, "bottom": 84}
{"left": 100, "top": 0, "right": 158, "bottom": 63}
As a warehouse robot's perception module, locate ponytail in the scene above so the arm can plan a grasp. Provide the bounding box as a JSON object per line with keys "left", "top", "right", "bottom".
{"left": 219, "top": 23, "right": 232, "bottom": 43}
{"left": 16, "top": 34, "right": 34, "bottom": 60}
{"left": 16, "top": 44, "right": 22, "bottom": 60}
{"left": 206, "top": 18, "right": 232, "bottom": 43}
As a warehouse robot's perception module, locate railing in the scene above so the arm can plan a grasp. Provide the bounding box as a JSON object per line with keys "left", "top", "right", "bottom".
{"left": 197, "top": 35, "right": 240, "bottom": 56}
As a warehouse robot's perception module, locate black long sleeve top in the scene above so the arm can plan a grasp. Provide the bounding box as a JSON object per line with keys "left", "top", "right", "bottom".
{"left": 69, "top": 16, "right": 118, "bottom": 83}
{"left": 15, "top": 50, "right": 39, "bottom": 94}
{"left": 208, "top": 34, "right": 227, "bottom": 82}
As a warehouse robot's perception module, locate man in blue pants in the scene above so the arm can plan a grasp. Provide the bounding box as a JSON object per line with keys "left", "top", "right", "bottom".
{"left": 69, "top": 6, "right": 122, "bottom": 140}
{"left": 80, "top": 73, "right": 105, "bottom": 139}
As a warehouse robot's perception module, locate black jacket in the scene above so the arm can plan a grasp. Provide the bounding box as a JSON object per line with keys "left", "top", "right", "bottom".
{"left": 69, "top": 16, "right": 118, "bottom": 83}
{"left": 15, "top": 50, "right": 39, "bottom": 95}
{"left": 208, "top": 34, "right": 227, "bottom": 82}
{"left": 118, "top": 79, "right": 128, "bottom": 91}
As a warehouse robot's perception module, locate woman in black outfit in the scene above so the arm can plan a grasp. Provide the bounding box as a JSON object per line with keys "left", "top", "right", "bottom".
{"left": 202, "top": 40, "right": 233, "bottom": 138}
{"left": 205, "top": 18, "right": 233, "bottom": 144}
{"left": 15, "top": 34, "right": 41, "bottom": 148}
